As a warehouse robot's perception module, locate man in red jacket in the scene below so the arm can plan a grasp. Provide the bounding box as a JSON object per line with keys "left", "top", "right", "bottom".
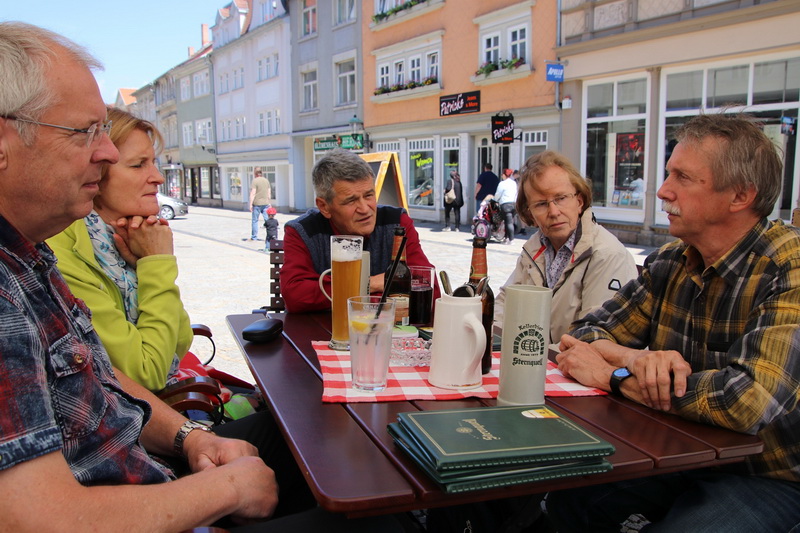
{"left": 282, "top": 149, "right": 439, "bottom": 312}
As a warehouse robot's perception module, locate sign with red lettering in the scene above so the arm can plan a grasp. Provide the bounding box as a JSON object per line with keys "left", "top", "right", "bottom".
{"left": 440, "top": 91, "right": 480, "bottom": 117}
{"left": 492, "top": 114, "right": 514, "bottom": 144}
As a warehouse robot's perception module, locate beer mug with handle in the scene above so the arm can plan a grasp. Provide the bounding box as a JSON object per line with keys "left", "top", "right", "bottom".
{"left": 428, "top": 294, "right": 486, "bottom": 390}
{"left": 318, "top": 235, "right": 363, "bottom": 350}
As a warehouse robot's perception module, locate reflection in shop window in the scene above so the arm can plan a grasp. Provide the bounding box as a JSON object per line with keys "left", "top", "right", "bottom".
{"left": 708, "top": 65, "right": 748, "bottom": 108}
{"left": 409, "top": 141, "right": 434, "bottom": 207}
{"left": 200, "top": 167, "right": 211, "bottom": 198}
{"left": 666, "top": 71, "right": 703, "bottom": 111}
{"left": 443, "top": 138, "right": 460, "bottom": 196}
{"left": 585, "top": 120, "right": 646, "bottom": 209}
{"left": 228, "top": 167, "right": 242, "bottom": 202}
{"left": 754, "top": 58, "right": 800, "bottom": 105}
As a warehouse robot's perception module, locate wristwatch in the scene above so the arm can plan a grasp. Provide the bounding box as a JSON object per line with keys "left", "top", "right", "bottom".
{"left": 609, "top": 367, "right": 633, "bottom": 396}
{"left": 173, "top": 420, "right": 213, "bottom": 456}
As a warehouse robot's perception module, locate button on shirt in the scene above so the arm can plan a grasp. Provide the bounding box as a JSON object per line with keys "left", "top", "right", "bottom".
{"left": 571, "top": 218, "right": 800, "bottom": 481}
{"left": 0, "top": 216, "right": 171, "bottom": 485}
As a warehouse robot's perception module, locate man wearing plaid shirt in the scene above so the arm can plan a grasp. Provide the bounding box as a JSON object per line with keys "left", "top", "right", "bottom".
{"left": 548, "top": 113, "right": 800, "bottom": 532}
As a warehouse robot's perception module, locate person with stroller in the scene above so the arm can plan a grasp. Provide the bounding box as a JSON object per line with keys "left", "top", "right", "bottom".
{"left": 494, "top": 151, "right": 637, "bottom": 342}
{"left": 443, "top": 170, "right": 464, "bottom": 231}
{"left": 494, "top": 168, "right": 518, "bottom": 244}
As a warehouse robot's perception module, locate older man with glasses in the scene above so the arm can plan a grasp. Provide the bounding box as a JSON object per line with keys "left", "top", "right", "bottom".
{"left": 493, "top": 150, "right": 638, "bottom": 343}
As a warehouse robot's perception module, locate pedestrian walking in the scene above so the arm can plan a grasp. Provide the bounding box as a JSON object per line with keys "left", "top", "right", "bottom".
{"left": 249, "top": 167, "right": 272, "bottom": 240}
{"left": 443, "top": 170, "right": 464, "bottom": 231}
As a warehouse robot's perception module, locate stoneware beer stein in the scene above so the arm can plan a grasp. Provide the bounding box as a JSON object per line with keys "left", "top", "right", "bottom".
{"left": 497, "top": 285, "right": 552, "bottom": 406}
{"left": 319, "top": 235, "right": 363, "bottom": 350}
{"left": 428, "top": 294, "right": 486, "bottom": 390}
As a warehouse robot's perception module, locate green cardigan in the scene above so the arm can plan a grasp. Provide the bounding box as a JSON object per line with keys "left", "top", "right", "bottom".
{"left": 47, "top": 219, "right": 192, "bottom": 391}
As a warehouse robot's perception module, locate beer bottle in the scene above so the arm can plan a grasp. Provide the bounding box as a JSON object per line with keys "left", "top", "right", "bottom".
{"left": 452, "top": 237, "right": 494, "bottom": 374}
{"left": 384, "top": 225, "right": 411, "bottom": 326}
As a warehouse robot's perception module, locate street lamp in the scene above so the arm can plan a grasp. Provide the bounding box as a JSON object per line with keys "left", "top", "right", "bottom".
{"left": 349, "top": 114, "right": 364, "bottom": 135}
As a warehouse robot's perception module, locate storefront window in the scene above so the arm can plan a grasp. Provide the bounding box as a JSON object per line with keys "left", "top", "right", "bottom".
{"left": 707, "top": 65, "right": 748, "bottom": 108}
{"left": 587, "top": 83, "right": 613, "bottom": 118}
{"left": 408, "top": 140, "right": 434, "bottom": 207}
{"left": 753, "top": 58, "right": 800, "bottom": 105}
{"left": 200, "top": 167, "right": 211, "bottom": 198}
{"left": 443, "top": 138, "right": 460, "bottom": 187}
{"left": 586, "top": 120, "right": 646, "bottom": 209}
{"left": 666, "top": 71, "right": 702, "bottom": 111}
{"left": 228, "top": 167, "right": 242, "bottom": 202}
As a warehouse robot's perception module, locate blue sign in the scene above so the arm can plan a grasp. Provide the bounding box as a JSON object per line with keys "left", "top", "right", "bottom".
{"left": 546, "top": 63, "right": 565, "bottom": 82}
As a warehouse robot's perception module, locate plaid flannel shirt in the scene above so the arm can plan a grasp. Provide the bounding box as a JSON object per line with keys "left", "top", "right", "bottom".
{"left": 571, "top": 218, "right": 800, "bottom": 482}
{"left": 0, "top": 216, "right": 171, "bottom": 485}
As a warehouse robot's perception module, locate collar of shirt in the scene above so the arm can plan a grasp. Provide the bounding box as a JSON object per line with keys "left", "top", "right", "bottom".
{"left": 541, "top": 229, "right": 578, "bottom": 289}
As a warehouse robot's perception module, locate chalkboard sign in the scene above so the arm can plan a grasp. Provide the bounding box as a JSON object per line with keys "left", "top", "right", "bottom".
{"left": 360, "top": 152, "right": 408, "bottom": 211}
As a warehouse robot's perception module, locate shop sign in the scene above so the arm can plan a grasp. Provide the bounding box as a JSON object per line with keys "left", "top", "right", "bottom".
{"left": 492, "top": 114, "right": 514, "bottom": 144}
{"left": 440, "top": 91, "right": 480, "bottom": 117}
{"left": 546, "top": 63, "right": 565, "bottom": 82}
{"left": 313, "top": 134, "right": 364, "bottom": 151}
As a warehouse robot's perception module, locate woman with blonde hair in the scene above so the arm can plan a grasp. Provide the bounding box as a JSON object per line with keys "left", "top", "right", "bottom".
{"left": 47, "top": 106, "right": 193, "bottom": 391}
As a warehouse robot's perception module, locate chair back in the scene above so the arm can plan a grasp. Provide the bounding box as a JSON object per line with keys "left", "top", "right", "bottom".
{"left": 268, "top": 239, "right": 285, "bottom": 311}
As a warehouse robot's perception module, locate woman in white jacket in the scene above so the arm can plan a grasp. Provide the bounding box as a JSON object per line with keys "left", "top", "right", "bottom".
{"left": 494, "top": 151, "right": 639, "bottom": 343}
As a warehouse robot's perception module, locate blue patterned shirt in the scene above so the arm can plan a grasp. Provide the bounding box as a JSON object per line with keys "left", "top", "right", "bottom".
{"left": 0, "top": 216, "right": 172, "bottom": 485}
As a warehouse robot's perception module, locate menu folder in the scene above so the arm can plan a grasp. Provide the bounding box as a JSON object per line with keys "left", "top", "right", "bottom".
{"left": 388, "top": 405, "right": 614, "bottom": 493}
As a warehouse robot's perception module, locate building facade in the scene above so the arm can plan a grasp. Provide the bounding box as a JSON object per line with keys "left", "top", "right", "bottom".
{"left": 211, "top": 0, "right": 294, "bottom": 212}
{"left": 557, "top": 0, "right": 800, "bottom": 246}
{"left": 288, "top": 0, "right": 365, "bottom": 212}
{"left": 363, "top": 0, "right": 560, "bottom": 226}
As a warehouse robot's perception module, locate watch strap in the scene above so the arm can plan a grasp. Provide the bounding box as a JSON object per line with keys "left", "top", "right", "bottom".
{"left": 173, "top": 420, "right": 213, "bottom": 456}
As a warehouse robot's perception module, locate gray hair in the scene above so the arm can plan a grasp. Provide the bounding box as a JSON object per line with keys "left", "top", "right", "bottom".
{"left": 312, "top": 148, "right": 374, "bottom": 202}
{"left": 0, "top": 21, "right": 102, "bottom": 145}
{"left": 674, "top": 112, "right": 782, "bottom": 217}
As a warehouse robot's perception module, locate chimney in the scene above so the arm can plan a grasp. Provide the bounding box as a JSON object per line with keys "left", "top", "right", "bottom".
{"left": 188, "top": 46, "right": 195, "bottom": 57}
{"left": 201, "top": 24, "right": 210, "bottom": 46}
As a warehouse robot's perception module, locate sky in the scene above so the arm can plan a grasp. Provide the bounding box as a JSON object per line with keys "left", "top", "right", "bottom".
{"left": 2, "top": 0, "right": 227, "bottom": 103}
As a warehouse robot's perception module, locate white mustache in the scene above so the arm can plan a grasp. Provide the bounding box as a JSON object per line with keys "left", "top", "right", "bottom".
{"left": 661, "top": 201, "right": 680, "bottom": 216}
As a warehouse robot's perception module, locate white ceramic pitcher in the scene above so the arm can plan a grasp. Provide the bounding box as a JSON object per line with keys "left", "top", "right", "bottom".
{"left": 428, "top": 294, "right": 486, "bottom": 390}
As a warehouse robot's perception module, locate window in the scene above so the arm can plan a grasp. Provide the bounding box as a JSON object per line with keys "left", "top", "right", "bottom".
{"left": 260, "top": 0, "right": 276, "bottom": 21}
{"left": 378, "top": 64, "right": 390, "bottom": 88}
{"left": 235, "top": 118, "right": 242, "bottom": 139}
{"left": 483, "top": 34, "right": 500, "bottom": 64}
{"left": 302, "top": 0, "right": 317, "bottom": 36}
{"left": 408, "top": 139, "right": 435, "bottom": 208}
{"left": 193, "top": 71, "right": 209, "bottom": 96}
{"left": 302, "top": 70, "right": 318, "bottom": 110}
{"left": 377, "top": 0, "right": 400, "bottom": 12}
{"left": 753, "top": 58, "right": 800, "bottom": 105}
{"left": 258, "top": 112, "right": 266, "bottom": 135}
{"left": 265, "top": 110, "right": 274, "bottom": 134}
{"left": 442, "top": 137, "right": 460, "bottom": 203}
{"left": 182, "top": 122, "right": 194, "bottom": 146}
{"left": 226, "top": 120, "right": 232, "bottom": 140}
{"left": 195, "top": 119, "right": 213, "bottom": 144}
{"left": 336, "top": 59, "right": 356, "bottom": 106}
{"left": 394, "top": 60, "right": 405, "bottom": 86}
{"left": 233, "top": 67, "right": 245, "bottom": 90}
{"left": 509, "top": 26, "right": 527, "bottom": 62}
{"left": 274, "top": 53, "right": 280, "bottom": 76}
{"left": 427, "top": 52, "right": 439, "bottom": 80}
{"left": 335, "top": 0, "right": 355, "bottom": 25}
{"left": 409, "top": 56, "right": 421, "bottom": 83}
{"left": 257, "top": 58, "right": 268, "bottom": 81}
{"left": 708, "top": 66, "right": 748, "bottom": 108}
{"left": 584, "top": 77, "right": 648, "bottom": 212}
{"left": 227, "top": 167, "right": 243, "bottom": 202}
{"left": 180, "top": 77, "right": 191, "bottom": 101}
{"left": 219, "top": 120, "right": 226, "bottom": 142}
{"left": 274, "top": 109, "right": 281, "bottom": 133}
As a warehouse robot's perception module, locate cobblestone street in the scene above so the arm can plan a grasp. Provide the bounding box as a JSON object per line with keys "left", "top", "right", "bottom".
{"left": 171, "top": 206, "right": 656, "bottom": 382}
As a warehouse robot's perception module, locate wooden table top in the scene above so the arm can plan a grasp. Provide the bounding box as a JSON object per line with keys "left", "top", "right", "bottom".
{"left": 227, "top": 312, "right": 763, "bottom": 517}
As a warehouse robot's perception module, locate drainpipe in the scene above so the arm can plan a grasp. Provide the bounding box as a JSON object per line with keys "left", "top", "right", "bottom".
{"left": 556, "top": 0, "right": 563, "bottom": 151}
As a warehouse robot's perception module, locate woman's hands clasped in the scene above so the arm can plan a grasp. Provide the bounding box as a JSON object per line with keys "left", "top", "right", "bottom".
{"left": 112, "top": 215, "right": 174, "bottom": 265}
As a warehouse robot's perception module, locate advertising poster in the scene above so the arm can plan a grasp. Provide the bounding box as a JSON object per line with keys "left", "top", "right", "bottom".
{"left": 615, "top": 133, "right": 644, "bottom": 189}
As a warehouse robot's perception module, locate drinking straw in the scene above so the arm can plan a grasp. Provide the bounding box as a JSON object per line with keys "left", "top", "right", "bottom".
{"left": 375, "top": 234, "right": 407, "bottom": 320}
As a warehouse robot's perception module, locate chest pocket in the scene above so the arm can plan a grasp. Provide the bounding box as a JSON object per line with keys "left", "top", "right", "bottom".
{"left": 48, "top": 326, "right": 110, "bottom": 440}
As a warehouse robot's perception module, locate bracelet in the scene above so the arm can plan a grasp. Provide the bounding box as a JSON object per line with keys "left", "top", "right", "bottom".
{"left": 173, "top": 420, "right": 213, "bottom": 456}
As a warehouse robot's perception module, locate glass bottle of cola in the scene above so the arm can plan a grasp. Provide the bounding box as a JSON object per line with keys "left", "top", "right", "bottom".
{"left": 384, "top": 225, "right": 411, "bottom": 326}
{"left": 452, "top": 236, "right": 494, "bottom": 374}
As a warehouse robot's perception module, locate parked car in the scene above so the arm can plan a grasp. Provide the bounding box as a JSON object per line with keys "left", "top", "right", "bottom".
{"left": 157, "top": 193, "right": 188, "bottom": 220}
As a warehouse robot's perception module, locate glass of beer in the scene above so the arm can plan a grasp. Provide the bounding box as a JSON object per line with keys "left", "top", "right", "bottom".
{"left": 318, "top": 235, "right": 363, "bottom": 350}
{"left": 409, "top": 266, "right": 434, "bottom": 326}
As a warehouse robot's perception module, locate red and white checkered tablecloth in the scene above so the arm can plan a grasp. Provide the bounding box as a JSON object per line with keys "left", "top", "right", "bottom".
{"left": 315, "top": 341, "right": 607, "bottom": 403}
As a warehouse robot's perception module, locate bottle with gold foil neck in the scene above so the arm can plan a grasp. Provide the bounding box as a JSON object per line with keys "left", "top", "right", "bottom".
{"left": 384, "top": 225, "right": 411, "bottom": 325}
{"left": 452, "top": 237, "right": 494, "bottom": 373}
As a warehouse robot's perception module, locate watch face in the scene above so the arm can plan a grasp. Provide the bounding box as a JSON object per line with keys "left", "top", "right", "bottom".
{"left": 613, "top": 367, "right": 632, "bottom": 379}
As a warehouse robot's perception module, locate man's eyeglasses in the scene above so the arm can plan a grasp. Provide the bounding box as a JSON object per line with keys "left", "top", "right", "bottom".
{"left": 529, "top": 193, "right": 577, "bottom": 215}
{"left": 2, "top": 115, "right": 112, "bottom": 147}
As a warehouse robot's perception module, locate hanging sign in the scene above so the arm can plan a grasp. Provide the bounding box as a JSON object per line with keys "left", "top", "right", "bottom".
{"left": 546, "top": 63, "right": 565, "bottom": 82}
{"left": 491, "top": 114, "right": 514, "bottom": 144}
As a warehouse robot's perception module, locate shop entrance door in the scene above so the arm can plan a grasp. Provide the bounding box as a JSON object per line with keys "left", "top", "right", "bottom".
{"left": 475, "top": 138, "right": 509, "bottom": 212}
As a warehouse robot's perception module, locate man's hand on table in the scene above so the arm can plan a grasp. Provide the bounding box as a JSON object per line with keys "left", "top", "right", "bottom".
{"left": 557, "top": 335, "right": 692, "bottom": 412}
